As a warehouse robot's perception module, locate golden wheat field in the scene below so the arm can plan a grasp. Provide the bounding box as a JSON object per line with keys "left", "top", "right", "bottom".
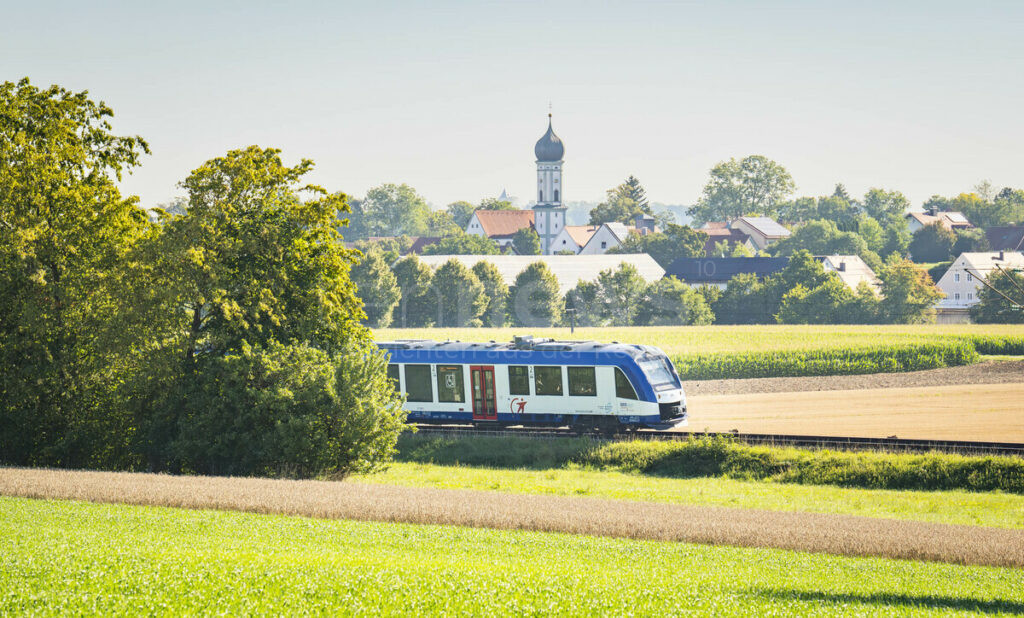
{"left": 2, "top": 467, "right": 1024, "bottom": 567}
{"left": 685, "top": 383, "right": 1024, "bottom": 441}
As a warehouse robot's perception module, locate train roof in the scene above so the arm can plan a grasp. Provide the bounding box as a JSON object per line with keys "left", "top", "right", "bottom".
{"left": 376, "top": 336, "right": 664, "bottom": 361}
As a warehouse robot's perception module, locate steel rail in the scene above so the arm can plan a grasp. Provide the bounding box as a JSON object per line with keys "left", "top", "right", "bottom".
{"left": 410, "top": 424, "right": 1024, "bottom": 457}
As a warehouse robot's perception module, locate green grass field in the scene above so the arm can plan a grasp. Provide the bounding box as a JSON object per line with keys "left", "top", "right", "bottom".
{"left": 374, "top": 324, "right": 1024, "bottom": 356}
{"left": 354, "top": 462, "right": 1024, "bottom": 529}
{"left": 4, "top": 497, "right": 1023, "bottom": 616}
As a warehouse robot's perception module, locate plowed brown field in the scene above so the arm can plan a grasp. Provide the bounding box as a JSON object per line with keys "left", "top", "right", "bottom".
{"left": 686, "top": 383, "right": 1024, "bottom": 441}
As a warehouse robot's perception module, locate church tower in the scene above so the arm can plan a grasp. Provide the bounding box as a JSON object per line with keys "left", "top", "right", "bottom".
{"left": 532, "top": 113, "right": 567, "bottom": 255}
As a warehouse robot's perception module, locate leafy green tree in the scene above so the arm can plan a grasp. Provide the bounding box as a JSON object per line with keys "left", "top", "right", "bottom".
{"left": 876, "top": 256, "right": 943, "bottom": 324}
{"left": 952, "top": 228, "right": 990, "bottom": 255}
{"left": 0, "top": 78, "right": 150, "bottom": 468}
{"left": 595, "top": 264, "right": 647, "bottom": 325}
{"left": 136, "top": 146, "right": 404, "bottom": 474}
{"left": 429, "top": 259, "right": 486, "bottom": 327}
{"left": 770, "top": 220, "right": 879, "bottom": 269}
{"left": 588, "top": 177, "right": 654, "bottom": 225}
{"left": 446, "top": 200, "right": 476, "bottom": 228}
{"left": 391, "top": 255, "right": 435, "bottom": 328}
{"left": 472, "top": 261, "right": 509, "bottom": 327}
{"left": 862, "top": 188, "right": 910, "bottom": 221}
{"left": 512, "top": 227, "right": 542, "bottom": 255}
{"left": 970, "top": 268, "right": 1024, "bottom": 323}
{"left": 949, "top": 190, "right": 1024, "bottom": 228}
{"left": 636, "top": 277, "right": 714, "bottom": 326}
{"left": 609, "top": 223, "right": 708, "bottom": 268}
{"left": 424, "top": 210, "right": 461, "bottom": 237}
{"left": 687, "top": 155, "right": 795, "bottom": 225}
{"left": 360, "top": 183, "right": 431, "bottom": 237}
{"left": 855, "top": 216, "right": 886, "bottom": 255}
{"left": 420, "top": 231, "right": 500, "bottom": 255}
{"left": 510, "top": 262, "right": 562, "bottom": 326}
{"left": 775, "top": 277, "right": 856, "bottom": 324}
{"left": 563, "top": 280, "right": 601, "bottom": 327}
{"left": 909, "top": 221, "right": 955, "bottom": 262}
{"left": 711, "top": 273, "right": 773, "bottom": 324}
{"left": 478, "top": 197, "right": 517, "bottom": 210}
{"left": 350, "top": 249, "right": 401, "bottom": 327}
{"left": 882, "top": 218, "right": 912, "bottom": 258}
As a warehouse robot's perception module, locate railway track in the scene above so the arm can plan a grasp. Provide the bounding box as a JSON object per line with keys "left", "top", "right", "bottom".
{"left": 411, "top": 424, "right": 1024, "bottom": 457}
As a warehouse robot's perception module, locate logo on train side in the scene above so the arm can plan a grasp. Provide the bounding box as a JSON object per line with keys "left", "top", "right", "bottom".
{"left": 510, "top": 398, "right": 528, "bottom": 414}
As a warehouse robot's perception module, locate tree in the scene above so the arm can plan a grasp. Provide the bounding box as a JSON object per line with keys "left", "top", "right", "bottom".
{"left": 360, "top": 183, "right": 431, "bottom": 237}
{"left": 687, "top": 155, "right": 795, "bottom": 225}
{"left": 420, "top": 231, "right": 500, "bottom": 255}
{"left": 478, "top": 197, "right": 517, "bottom": 211}
{"left": 0, "top": 78, "right": 150, "bottom": 468}
{"left": 770, "top": 219, "right": 879, "bottom": 269}
{"left": 950, "top": 190, "right": 1024, "bottom": 228}
{"left": 970, "top": 268, "right": 1024, "bottom": 323}
{"left": 472, "top": 261, "right": 509, "bottom": 327}
{"left": 952, "top": 228, "right": 990, "bottom": 255}
{"left": 446, "top": 200, "right": 476, "bottom": 228}
{"left": 609, "top": 223, "right": 708, "bottom": 268}
{"left": 909, "top": 222, "right": 955, "bottom": 262}
{"left": 711, "top": 273, "right": 772, "bottom": 324}
{"left": 564, "top": 280, "right": 601, "bottom": 327}
{"left": 135, "top": 146, "right": 405, "bottom": 475}
{"left": 512, "top": 227, "right": 542, "bottom": 255}
{"left": 429, "top": 259, "right": 486, "bottom": 327}
{"left": 595, "top": 264, "right": 647, "bottom": 325}
{"left": 775, "top": 277, "right": 856, "bottom": 324}
{"left": 862, "top": 188, "right": 910, "bottom": 221}
{"left": 391, "top": 255, "right": 434, "bottom": 328}
{"left": 588, "top": 177, "right": 654, "bottom": 225}
{"left": 350, "top": 249, "right": 401, "bottom": 327}
{"left": 636, "top": 277, "right": 714, "bottom": 326}
{"left": 510, "top": 262, "right": 562, "bottom": 326}
{"left": 876, "top": 256, "right": 943, "bottom": 324}
{"left": 424, "top": 210, "right": 461, "bottom": 237}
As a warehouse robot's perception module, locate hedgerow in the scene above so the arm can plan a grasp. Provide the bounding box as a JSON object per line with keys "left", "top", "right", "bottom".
{"left": 397, "top": 434, "right": 1024, "bottom": 494}
{"left": 671, "top": 340, "right": 980, "bottom": 380}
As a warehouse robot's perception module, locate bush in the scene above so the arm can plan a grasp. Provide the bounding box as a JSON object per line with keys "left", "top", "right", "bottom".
{"left": 670, "top": 341, "right": 979, "bottom": 380}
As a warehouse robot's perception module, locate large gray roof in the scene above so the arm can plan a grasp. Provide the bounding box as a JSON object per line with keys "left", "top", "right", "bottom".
{"left": 534, "top": 115, "right": 565, "bottom": 162}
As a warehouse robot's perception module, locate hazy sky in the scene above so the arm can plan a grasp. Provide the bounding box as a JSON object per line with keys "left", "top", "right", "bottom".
{"left": 3, "top": 1, "right": 1023, "bottom": 209}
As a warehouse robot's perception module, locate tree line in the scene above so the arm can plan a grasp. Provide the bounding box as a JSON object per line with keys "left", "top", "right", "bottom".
{"left": 0, "top": 79, "right": 406, "bottom": 476}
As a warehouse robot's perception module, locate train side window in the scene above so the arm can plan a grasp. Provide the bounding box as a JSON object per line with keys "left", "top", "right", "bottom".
{"left": 386, "top": 364, "right": 400, "bottom": 388}
{"left": 533, "top": 366, "right": 563, "bottom": 396}
{"left": 508, "top": 366, "right": 530, "bottom": 395}
{"left": 568, "top": 367, "right": 596, "bottom": 396}
{"left": 615, "top": 368, "right": 638, "bottom": 400}
{"left": 404, "top": 364, "right": 433, "bottom": 402}
{"left": 436, "top": 365, "right": 465, "bottom": 403}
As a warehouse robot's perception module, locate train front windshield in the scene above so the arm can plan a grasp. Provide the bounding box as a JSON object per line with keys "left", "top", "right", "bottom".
{"left": 639, "top": 358, "right": 679, "bottom": 390}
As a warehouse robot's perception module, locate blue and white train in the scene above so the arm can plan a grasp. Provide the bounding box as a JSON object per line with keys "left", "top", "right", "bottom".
{"left": 379, "top": 336, "right": 687, "bottom": 430}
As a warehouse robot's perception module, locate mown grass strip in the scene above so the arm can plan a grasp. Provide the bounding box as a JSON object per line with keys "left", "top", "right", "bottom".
{"left": 3, "top": 469, "right": 1024, "bottom": 567}
{"left": 399, "top": 434, "right": 1024, "bottom": 494}
{"left": 5, "top": 497, "right": 1024, "bottom": 616}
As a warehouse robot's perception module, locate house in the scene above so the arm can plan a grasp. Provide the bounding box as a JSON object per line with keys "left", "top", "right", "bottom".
{"left": 934, "top": 251, "right": 1024, "bottom": 322}
{"left": 663, "top": 257, "right": 790, "bottom": 290}
{"left": 579, "top": 222, "right": 634, "bottom": 254}
{"left": 985, "top": 226, "right": 1024, "bottom": 252}
{"left": 415, "top": 253, "right": 665, "bottom": 295}
{"left": 727, "top": 217, "right": 791, "bottom": 251}
{"left": 547, "top": 225, "right": 599, "bottom": 254}
{"left": 815, "top": 255, "right": 881, "bottom": 294}
{"left": 905, "top": 210, "right": 973, "bottom": 234}
{"left": 702, "top": 224, "right": 756, "bottom": 256}
{"left": 465, "top": 209, "right": 535, "bottom": 250}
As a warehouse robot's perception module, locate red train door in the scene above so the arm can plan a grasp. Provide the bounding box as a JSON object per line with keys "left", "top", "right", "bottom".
{"left": 470, "top": 366, "right": 497, "bottom": 421}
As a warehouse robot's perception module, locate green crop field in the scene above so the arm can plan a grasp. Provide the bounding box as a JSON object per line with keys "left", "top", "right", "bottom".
{"left": 374, "top": 324, "right": 1024, "bottom": 356}
{"left": 3, "top": 497, "right": 1023, "bottom": 616}
{"left": 354, "top": 462, "right": 1024, "bottom": 529}
{"left": 375, "top": 324, "right": 1024, "bottom": 379}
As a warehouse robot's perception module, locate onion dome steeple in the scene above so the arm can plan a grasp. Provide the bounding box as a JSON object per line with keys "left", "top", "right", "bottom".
{"left": 534, "top": 113, "right": 565, "bottom": 162}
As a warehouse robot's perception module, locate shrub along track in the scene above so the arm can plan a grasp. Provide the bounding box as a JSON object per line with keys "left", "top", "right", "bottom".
{"left": 3, "top": 467, "right": 1024, "bottom": 568}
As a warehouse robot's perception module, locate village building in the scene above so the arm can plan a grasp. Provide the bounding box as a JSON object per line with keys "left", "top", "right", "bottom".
{"left": 663, "top": 257, "right": 789, "bottom": 290}
{"left": 415, "top": 253, "right": 664, "bottom": 295}
{"left": 465, "top": 209, "right": 535, "bottom": 250}
{"left": 934, "top": 251, "right": 1024, "bottom": 322}
{"left": 814, "top": 255, "right": 881, "bottom": 294}
{"left": 548, "top": 224, "right": 599, "bottom": 254}
{"left": 905, "top": 210, "right": 973, "bottom": 233}
{"left": 985, "top": 226, "right": 1024, "bottom": 252}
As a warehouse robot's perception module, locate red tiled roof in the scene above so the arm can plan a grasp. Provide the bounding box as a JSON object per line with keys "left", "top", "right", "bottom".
{"left": 564, "top": 225, "right": 599, "bottom": 247}
{"left": 473, "top": 209, "right": 535, "bottom": 238}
